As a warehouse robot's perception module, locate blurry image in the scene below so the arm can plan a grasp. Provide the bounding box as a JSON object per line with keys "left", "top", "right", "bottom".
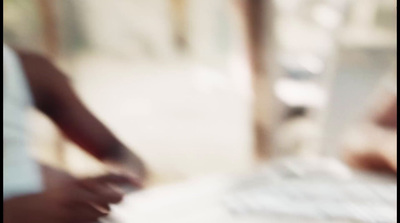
{"left": 3, "top": 0, "right": 397, "bottom": 222}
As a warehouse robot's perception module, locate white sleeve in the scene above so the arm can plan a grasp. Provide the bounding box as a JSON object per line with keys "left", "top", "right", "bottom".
{"left": 3, "top": 44, "right": 44, "bottom": 200}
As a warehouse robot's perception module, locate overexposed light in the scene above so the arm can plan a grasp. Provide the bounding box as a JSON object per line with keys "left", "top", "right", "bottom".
{"left": 274, "top": 0, "right": 302, "bottom": 13}
{"left": 274, "top": 78, "right": 327, "bottom": 108}
{"left": 312, "top": 4, "right": 342, "bottom": 29}
{"left": 192, "top": 66, "right": 229, "bottom": 94}
{"left": 298, "top": 55, "right": 325, "bottom": 75}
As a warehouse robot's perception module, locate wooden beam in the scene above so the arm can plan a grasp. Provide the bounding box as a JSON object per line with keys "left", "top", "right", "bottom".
{"left": 36, "top": 0, "right": 60, "bottom": 58}
{"left": 239, "top": 0, "right": 275, "bottom": 159}
{"left": 170, "top": 0, "right": 188, "bottom": 51}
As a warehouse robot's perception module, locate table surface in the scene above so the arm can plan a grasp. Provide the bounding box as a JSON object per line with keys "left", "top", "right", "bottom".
{"left": 101, "top": 171, "right": 396, "bottom": 223}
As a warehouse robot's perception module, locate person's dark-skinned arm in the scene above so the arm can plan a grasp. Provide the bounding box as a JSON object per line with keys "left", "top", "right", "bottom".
{"left": 17, "top": 51, "right": 146, "bottom": 181}
{"left": 4, "top": 174, "right": 138, "bottom": 223}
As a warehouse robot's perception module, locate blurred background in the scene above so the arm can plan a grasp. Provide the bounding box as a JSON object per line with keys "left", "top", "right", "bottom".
{"left": 4, "top": 0, "right": 396, "bottom": 186}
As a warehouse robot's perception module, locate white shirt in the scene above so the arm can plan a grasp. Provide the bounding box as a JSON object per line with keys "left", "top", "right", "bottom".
{"left": 3, "top": 44, "right": 43, "bottom": 200}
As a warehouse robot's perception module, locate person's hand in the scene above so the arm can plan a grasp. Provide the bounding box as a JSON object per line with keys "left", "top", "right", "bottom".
{"left": 104, "top": 147, "right": 148, "bottom": 183}
{"left": 342, "top": 123, "right": 397, "bottom": 174}
{"left": 4, "top": 174, "right": 140, "bottom": 223}
{"left": 40, "top": 164, "right": 76, "bottom": 190}
{"left": 345, "top": 149, "right": 397, "bottom": 173}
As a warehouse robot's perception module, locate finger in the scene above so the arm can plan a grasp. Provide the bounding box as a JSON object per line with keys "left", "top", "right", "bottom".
{"left": 94, "top": 174, "right": 142, "bottom": 187}
{"left": 88, "top": 173, "right": 143, "bottom": 194}
{"left": 69, "top": 184, "right": 122, "bottom": 207}
{"left": 69, "top": 203, "right": 108, "bottom": 222}
{"left": 90, "top": 201, "right": 111, "bottom": 213}
{"left": 78, "top": 180, "right": 124, "bottom": 203}
{"left": 102, "top": 173, "right": 144, "bottom": 195}
{"left": 121, "top": 172, "right": 144, "bottom": 188}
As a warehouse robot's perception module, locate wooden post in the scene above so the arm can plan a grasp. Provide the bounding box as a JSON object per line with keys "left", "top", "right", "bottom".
{"left": 37, "top": 0, "right": 60, "bottom": 58}
{"left": 170, "top": 0, "right": 188, "bottom": 52}
{"left": 240, "top": 0, "right": 275, "bottom": 159}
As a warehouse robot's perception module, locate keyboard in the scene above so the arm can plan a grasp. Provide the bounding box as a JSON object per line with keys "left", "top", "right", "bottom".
{"left": 222, "top": 159, "right": 397, "bottom": 223}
